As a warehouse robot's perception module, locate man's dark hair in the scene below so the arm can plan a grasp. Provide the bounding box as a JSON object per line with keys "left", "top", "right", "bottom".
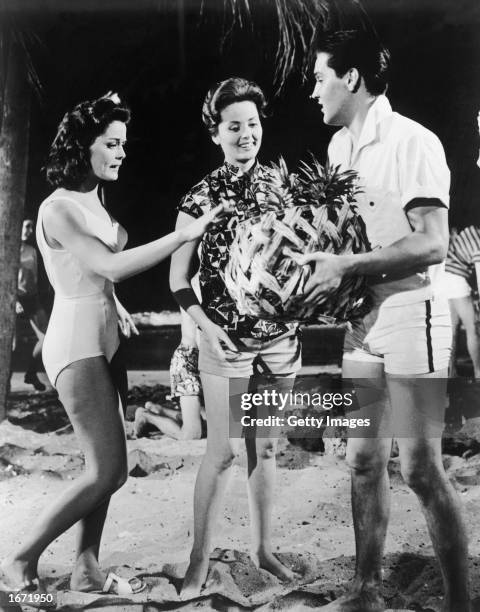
{"left": 315, "top": 29, "right": 390, "bottom": 95}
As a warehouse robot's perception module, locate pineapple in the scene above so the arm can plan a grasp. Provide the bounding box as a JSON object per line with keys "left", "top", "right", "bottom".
{"left": 223, "top": 156, "right": 371, "bottom": 323}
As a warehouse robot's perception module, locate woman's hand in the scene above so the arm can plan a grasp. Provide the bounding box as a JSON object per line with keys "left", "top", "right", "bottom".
{"left": 202, "top": 320, "right": 239, "bottom": 360}
{"left": 181, "top": 203, "right": 233, "bottom": 243}
{"left": 114, "top": 294, "right": 139, "bottom": 338}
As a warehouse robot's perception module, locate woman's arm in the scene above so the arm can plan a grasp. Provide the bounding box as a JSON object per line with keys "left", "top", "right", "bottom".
{"left": 170, "top": 211, "right": 237, "bottom": 358}
{"left": 42, "top": 199, "right": 228, "bottom": 283}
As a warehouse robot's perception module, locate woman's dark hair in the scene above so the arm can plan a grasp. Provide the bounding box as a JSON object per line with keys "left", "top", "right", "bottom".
{"left": 202, "top": 77, "right": 267, "bottom": 135}
{"left": 315, "top": 30, "right": 390, "bottom": 96}
{"left": 46, "top": 94, "right": 130, "bottom": 189}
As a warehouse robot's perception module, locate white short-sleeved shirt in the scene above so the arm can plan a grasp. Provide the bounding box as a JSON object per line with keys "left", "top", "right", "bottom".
{"left": 328, "top": 95, "right": 450, "bottom": 306}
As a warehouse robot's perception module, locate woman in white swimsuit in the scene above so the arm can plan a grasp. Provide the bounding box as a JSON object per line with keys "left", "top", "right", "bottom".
{"left": 1, "top": 94, "right": 229, "bottom": 595}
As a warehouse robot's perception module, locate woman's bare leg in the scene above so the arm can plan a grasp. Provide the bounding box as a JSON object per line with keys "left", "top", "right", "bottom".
{"left": 135, "top": 409, "right": 183, "bottom": 439}
{"left": 138, "top": 396, "right": 202, "bottom": 440}
{"left": 180, "top": 372, "right": 243, "bottom": 599}
{"left": 179, "top": 396, "right": 203, "bottom": 439}
{"left": 246, "top": 375, "right": 296, "bottom": 581}
{"left": 2, "top": 356, "right": 128, "bottom": 589}
{"left": 246, "top": 435, "right": 295, "bottom": 581}
{"left": 71, "top": 350, "right": 129, "bottom": 590}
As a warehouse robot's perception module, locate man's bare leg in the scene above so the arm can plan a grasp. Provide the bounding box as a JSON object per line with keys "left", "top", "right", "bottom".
{"left": 320, "top": 358, "right": 391, "bottom": 611}
{"left": 391, "top": 371, "right": 470, "bottom": 612}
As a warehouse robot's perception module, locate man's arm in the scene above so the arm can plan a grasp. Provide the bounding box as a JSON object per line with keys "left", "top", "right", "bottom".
{"left": 298, "top": 205, "right": 448, "bottom": 304}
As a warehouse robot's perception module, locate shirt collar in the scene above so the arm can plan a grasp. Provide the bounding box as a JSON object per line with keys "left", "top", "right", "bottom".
{"left": 337, "top": 95, "right": 393, "bottom": 154}
{"left": 222, "top": 159, "right": 260, "bottom": 179}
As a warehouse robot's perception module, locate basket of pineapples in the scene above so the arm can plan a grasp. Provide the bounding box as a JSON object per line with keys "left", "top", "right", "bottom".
{"left": 223, "top": 157, "right": 371, "bottom": 323}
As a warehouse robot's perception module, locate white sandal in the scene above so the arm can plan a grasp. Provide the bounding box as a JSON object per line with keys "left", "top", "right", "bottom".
{"left": 101, "top": 572, "right": 146, "bottom": 596}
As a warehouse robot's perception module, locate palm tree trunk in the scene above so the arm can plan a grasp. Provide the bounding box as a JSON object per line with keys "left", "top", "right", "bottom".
{"left": 0, "top": 36, "right": 31, "bottom": 421}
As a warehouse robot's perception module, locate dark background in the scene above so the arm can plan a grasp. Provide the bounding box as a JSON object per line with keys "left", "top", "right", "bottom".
{"left": 5, "top": 0, "right": 480, "bottom": 313}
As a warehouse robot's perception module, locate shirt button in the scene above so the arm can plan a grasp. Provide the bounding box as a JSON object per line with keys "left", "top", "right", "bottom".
{"left": 369, "top": 201, "right": 375, "bottom": 207}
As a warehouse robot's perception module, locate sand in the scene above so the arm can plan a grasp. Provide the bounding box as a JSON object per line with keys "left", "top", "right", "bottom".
{"left": 1, "top": 372, "right": 480, "bottom": 611}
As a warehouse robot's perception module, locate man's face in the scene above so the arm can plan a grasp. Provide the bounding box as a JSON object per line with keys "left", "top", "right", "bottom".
{"left": 311, "top": 52, "right": 351, "bottom": 126}
{"left": 21, "top": 219, "right": 34, "bottom": 242}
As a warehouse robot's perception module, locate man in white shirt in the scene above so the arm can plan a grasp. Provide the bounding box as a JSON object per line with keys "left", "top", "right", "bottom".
{"left": 297, "top": 29, "right": 470, "bottom": 611}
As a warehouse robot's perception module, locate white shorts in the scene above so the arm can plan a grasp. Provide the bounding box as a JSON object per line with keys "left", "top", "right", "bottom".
{"left": 344, "top": 297, "right": 452, "bottom": 375}
{"left": 441, "top": 272, "right": 472, "bottom": 300}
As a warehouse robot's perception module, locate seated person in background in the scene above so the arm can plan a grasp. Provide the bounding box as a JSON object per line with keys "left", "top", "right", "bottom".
{"left": 134, "top": 276, "right": 204, "bottom": 440}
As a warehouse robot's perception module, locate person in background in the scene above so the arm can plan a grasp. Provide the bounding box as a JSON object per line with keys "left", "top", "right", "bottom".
{"left": 135, "top": 275, "right": 205, "bottom": 440}
{"left": 442, "top": 111, "right": 480, "bottom": 430}
{"left": 16, "top": 219, "right": 49, "bottom": 391}
{"left": 444, "top": 112, "right": 480, "bottom": 380}
{"left": 444, "top": 226, "right": 480, "bottom": 379}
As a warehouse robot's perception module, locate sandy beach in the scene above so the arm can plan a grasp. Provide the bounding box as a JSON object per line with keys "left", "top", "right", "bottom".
{"left": 2, "top": 369, "right": 480, "bottom": 611}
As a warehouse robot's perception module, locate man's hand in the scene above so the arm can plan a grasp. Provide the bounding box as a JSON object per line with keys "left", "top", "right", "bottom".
{"left": 289, "top": 250, "right": 350, "bottom": 305}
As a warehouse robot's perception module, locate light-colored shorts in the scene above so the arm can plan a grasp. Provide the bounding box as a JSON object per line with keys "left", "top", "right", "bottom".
{"left": 199, "top": 329, "right": 301, "bottom": 378}
{"left": 170, "top": 343, "right": 202, "bottom": 397}
{"left": 344, "top": 297, "right": 452, "bottom": 375}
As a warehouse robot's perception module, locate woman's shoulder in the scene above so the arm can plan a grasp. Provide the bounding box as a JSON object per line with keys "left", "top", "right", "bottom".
{"left": 179, "top": 168, "right": 222, "bottom": 217}
{"left": 185, "top": 166, "right": 224, "bottom": 196}
{"left": 41, "top": 188, "right": 81, "bottom": 209}
{"left": 40, "top": 189, "right": 86, "bottom": 227}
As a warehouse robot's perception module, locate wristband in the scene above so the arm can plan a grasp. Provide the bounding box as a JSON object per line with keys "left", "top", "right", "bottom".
{"left": 172, "top": 288, "right": 200, "bottom": 310}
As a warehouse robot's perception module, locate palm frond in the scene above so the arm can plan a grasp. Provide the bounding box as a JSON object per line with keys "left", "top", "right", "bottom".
{"left": 0, "top": 14, "right": 44, "bottom": 107}
{"left": 12, "top": 27, "right": 44, "bottom": 102}
{"left": 270, "top": 0, "right": 329, "bottom": 93}
{"left": 211, "top": 0, "right": 375, "bottom": 93}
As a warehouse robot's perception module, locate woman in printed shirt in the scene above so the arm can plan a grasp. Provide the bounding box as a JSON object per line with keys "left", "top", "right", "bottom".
{"left": 170, "top": 77, "right": 301, "bottom": 598}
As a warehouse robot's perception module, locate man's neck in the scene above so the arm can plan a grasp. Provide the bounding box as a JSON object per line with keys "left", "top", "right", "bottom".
{"left": 345, "top": 95, "right": 378, "bottom": 143}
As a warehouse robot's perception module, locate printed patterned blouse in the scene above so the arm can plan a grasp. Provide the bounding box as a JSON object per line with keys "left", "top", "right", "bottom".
{"left": 178, "top": 161, "right": 295, "bottom": 341}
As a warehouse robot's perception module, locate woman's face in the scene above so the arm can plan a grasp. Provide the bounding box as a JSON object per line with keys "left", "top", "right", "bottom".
{"left": 89, "top": 120, "right": 127, "bottom": 182}
{"left": 213, "top": 100, "right": 262, "bottom": 167}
